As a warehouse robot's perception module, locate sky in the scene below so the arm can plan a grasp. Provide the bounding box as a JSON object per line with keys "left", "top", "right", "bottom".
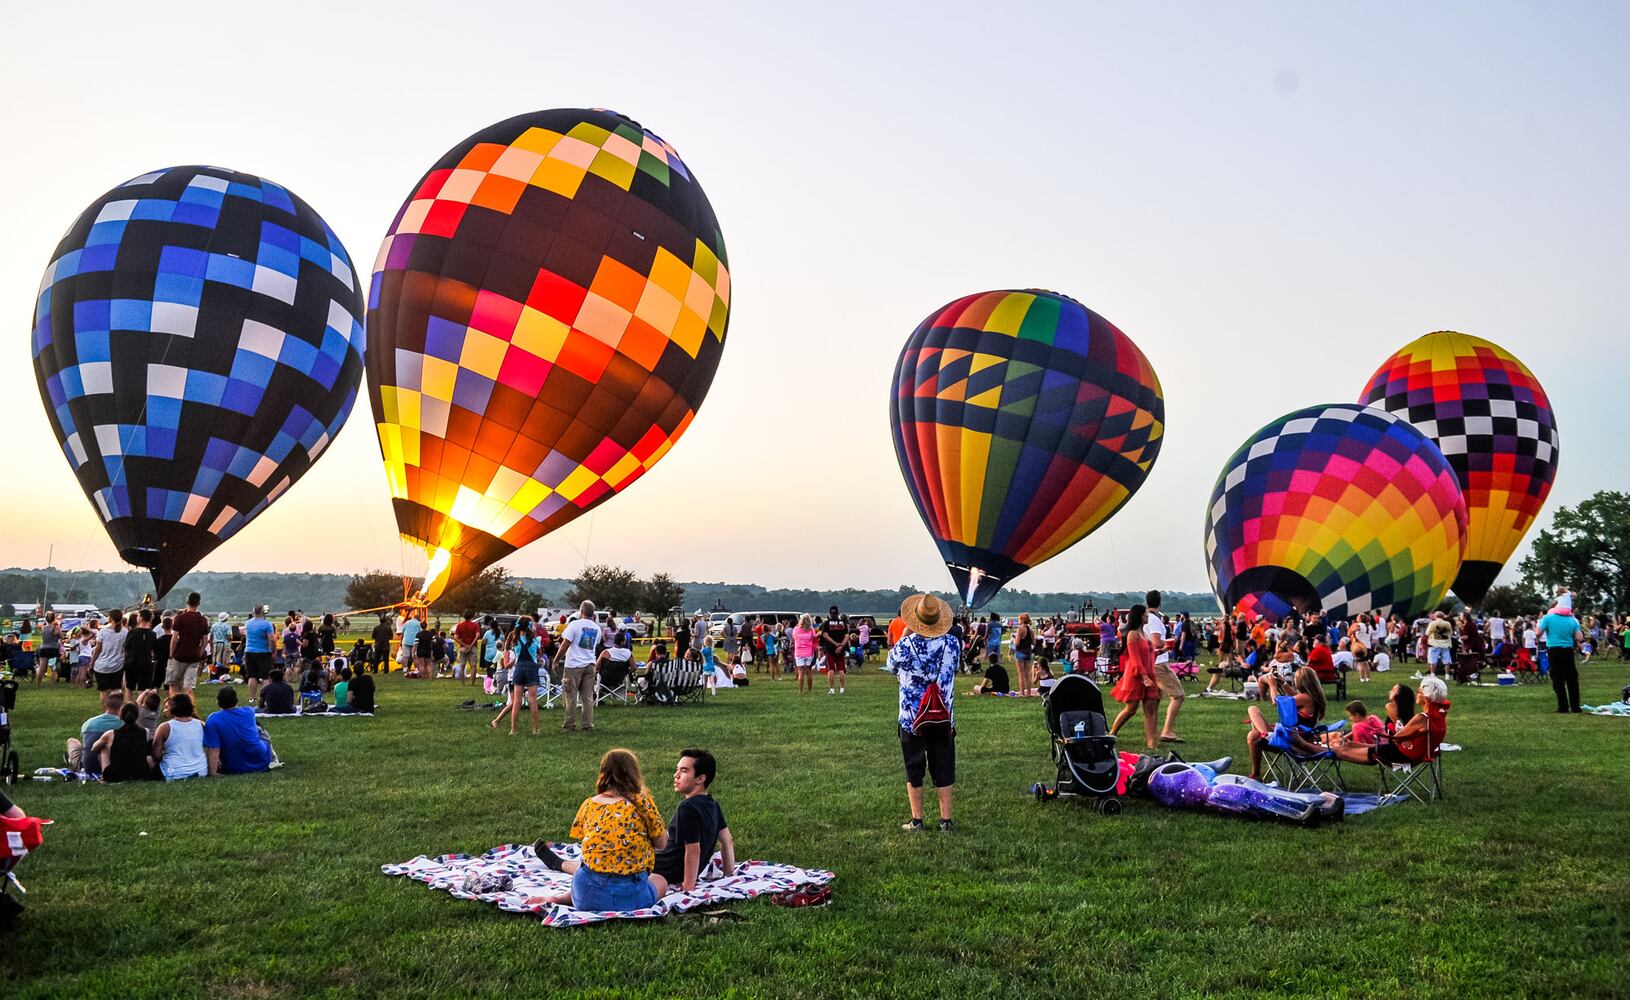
{"left": 2, "top": 1, "right": 1626, "bottom": 597}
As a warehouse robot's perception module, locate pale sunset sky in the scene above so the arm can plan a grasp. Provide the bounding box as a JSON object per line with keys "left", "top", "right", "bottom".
{"left": 2, "top": 2, "right": 1625, "bottom": 596}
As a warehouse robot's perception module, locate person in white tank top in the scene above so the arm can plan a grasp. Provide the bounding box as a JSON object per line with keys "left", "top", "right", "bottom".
{"left": 153, "top": 693, "right": 209, "bottom": 781}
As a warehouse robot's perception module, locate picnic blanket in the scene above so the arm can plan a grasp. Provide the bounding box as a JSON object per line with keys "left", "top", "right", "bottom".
{"left": 1582, "top": 703, "right": 1630, "bottom": 717}
{"left": 255, "top": 710, "right": 374, "bottom": 718}
{"left": 382, "top": 842, "right": 834, "bottom": 927}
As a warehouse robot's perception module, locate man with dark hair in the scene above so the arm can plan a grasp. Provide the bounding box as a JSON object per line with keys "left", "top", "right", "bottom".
{"left": 1144, "top": 589, "right": 1185, "bottom": 744}
{"left": 166, "top": 591, "right": 211, "bottom": 697}
{"left": 821, "top": 606, "right": 849, "bottom": 695}
{"left": 371, "top": 614, "right": 394, "bottom": 673}
{"left": 348, "top": 665, "right": 376, "bottom": 714}
{"left": 454, "top": 611, "right": 481, "bottom": 685}
{"left": 242, "top": 606, "right": 277, "bottom": 704}
{"left": 204, "top": 685, "right": 276, "bottom": 774}
{"left": 648, "top": 750, "right": 734, "bottom": 896}
{"left": 260, "top": 668, "right": 295, "bottom": 715}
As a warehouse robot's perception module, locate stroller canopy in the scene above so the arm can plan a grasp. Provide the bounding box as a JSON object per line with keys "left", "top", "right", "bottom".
{"left": 1045, "top": 673, "right": 1106, "bottom": 737}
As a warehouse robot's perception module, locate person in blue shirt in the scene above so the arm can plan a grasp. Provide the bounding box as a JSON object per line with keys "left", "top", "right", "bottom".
{"left": 885, "top": 594, "right": 962, "bottom": 832}
{"left": 242, "top": 606, "right": 278, "bottom": 705}
{"left": 1537, "top": 607, "right": 1585, "bottom": 713}
{"left": 482, "top": 617, "right": 501, "bottom": 679}
{"left": 400, "top": 613, "right": 424, "bottom": 676}
{"left": 204, "top": 686, "right": 276, "bottom": 775}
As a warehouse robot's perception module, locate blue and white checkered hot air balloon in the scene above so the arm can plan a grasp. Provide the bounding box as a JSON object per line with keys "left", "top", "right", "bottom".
{"left": 31, "top": 166, "right": 365, "bottom": 595}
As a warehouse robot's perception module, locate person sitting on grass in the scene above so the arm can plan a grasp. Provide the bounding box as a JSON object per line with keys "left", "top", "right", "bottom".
{"left": 332, "top": 665, "right": 352, "bottom": 712}
{"left": 204, "top": 687, "right": 276, "bottom": 775}
{"left": 730, "top": 654, "right": 749, "bottom": 687}
{"left": 136, "top": 690, "right": 162, "bottom": 738}
{"left": 970, "top": 659, "right": 1010, "bottom": 695}
{"left": 1204, "top": 651, "right": 1246, "bottom": 693}
{"left": 91, "top": 701, "right": 154, "bottom": 782}
{"left": 533, "top": 748, "right": 668, "bottom": 911}
{"left": 152, "top": 693, "right": 209, "bottom": 781}
{"left": 344, "top": 666, "right": 375, "bottom": 714}
{"left": 260, "top": 668, "right": 296, "bottom": 715}
{"left": 536, "top": 749, "right": 736, "bottom": 898}
{"left": 65, "top": 690, "right": 125, "bottom": 773}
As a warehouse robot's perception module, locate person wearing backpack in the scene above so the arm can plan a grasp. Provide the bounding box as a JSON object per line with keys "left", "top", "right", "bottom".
{"left": 884, "top": 593, "right": 963, "bottom": 832}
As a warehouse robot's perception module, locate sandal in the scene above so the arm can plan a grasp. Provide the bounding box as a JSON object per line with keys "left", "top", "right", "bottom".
{"left": 1159, "top": 735, "right": 1186, "bottom": 744}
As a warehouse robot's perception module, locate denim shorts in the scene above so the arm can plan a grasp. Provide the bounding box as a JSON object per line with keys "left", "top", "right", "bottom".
{"left": 572, "top": 866, "right": 659, "bottom": 911}
{"left": 512, "top": 661, "right": 541, "bottom": 687}
{"left": 1427, "top": 646, "right": 1453, "bottom": 666}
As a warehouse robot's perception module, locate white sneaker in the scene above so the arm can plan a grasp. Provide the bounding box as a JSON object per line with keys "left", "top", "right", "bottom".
{"left": 840, "top": 688, "right": 846, "bottom": 694}
{"left": 827, "top": 689, "right": 834, "bottom": 695}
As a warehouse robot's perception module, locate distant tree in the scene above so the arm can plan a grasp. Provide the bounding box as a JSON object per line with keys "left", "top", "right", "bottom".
{"left": 1519, "top": 491, "right": 1630, "bottom": 614}
{"left": 346, "top": 570, "right": 406, "bottom": 612}
{"left": 639, "top": 572, "right": 686, "bottom": 616}
{"left": 434, "top": 566, "right": 545, "bottom": 615}
{"left": 564, "top": 564, "right": 642, "bottom": 612}
{"left": 1479, "top": 583, "right": 1547, "bottom": 618}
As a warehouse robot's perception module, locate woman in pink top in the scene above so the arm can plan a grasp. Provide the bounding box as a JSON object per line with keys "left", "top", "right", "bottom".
{"left": 791, "top": 614, "right": 818, "bottom": 695}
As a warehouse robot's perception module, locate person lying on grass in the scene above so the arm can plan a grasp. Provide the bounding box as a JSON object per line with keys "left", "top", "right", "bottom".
{"left": 535, "top": 748, "right": 736, "bottom": 898}
{"left": 533, "top": 748, "right": 668, "bottom": 911}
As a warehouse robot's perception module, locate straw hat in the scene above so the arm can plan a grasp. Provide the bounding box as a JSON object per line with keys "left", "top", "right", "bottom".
{"left": 898, "top": 593, "right": 952, "bottom": 638}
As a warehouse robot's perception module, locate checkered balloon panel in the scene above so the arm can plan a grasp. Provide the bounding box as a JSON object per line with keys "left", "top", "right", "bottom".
{"left": 1204, "top": 404, "right": 1468, "bottom": 621}
{"left": 32, "top": 166, "right": 366, "bottom": 594}
{"left": 890, "top": 290, "right": 1164, "bottom": 608}
{"left": 367, "top": 109, "right": 729, "bottom": 594}
{"left": 1359, "top": 331, "right": 1558, "bottom": 604}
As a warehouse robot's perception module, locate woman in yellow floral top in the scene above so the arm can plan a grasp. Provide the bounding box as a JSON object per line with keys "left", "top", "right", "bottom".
{"left": 535, "top": 748, "right": 668, "bottom": 910}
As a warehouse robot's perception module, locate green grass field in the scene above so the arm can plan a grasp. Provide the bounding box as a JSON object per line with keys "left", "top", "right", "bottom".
{"left": 5, "top": 658, "right": 1629, "bottom": 999}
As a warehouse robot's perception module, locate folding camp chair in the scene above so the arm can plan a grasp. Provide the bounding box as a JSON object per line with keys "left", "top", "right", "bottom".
{"left": 1377, "top": 700, "right": 1448, "bottom": 803}
{"left": 596, "top": 660, "right": 632, "bottom": 706}
{"left": 1261, "top": 694, "right": 1346, "bottom": 792}
{"left": 673, "top": 660, "right": 706, "bottom": 705}
{"left": 537, "top": 663, "right": 564, "bottom": 711}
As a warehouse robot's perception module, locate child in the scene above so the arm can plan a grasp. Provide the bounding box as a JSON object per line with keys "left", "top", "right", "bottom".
{"left": 1034, "top": 658, "right": 1055, "bottom": 695}
{"left": 1551, "top": 585, "right": 1574, "bottom": 616}
{"left": 1344, "top": 700, "right": 1385, "bottom": 746}
{"left": 731, "top": 654, "right": 749, "bottom": 687}
{"left": 74, "top": 627, "right": 94, "bottom": 687}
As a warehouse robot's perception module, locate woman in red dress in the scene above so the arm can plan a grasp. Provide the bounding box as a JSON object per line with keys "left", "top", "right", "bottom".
{"left": 1109, "top": 604, "right": 1160, "bottom": 750}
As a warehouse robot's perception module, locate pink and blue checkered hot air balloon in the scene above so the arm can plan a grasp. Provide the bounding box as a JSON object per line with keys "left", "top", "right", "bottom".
{"left": 32, "top": 166, "right": 365, "bottom": 595}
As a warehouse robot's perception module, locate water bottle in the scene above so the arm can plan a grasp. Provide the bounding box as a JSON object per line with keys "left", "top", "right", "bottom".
{"left": 1074, "top": 719, "right": 1086, "bottom": 738}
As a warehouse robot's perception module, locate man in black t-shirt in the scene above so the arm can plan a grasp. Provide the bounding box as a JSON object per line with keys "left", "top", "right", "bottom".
{"left": 821, "top": 606, "right": 849, "bottom": 695}
{"left": 649, "top": 749, "right": 736, "bottom": 897}
{"left": 348, "top": 670, "right": 376, "bottom": 714}
{"left": 371, "top": 615, "right": 394, "bottom": 673}
{"left": 260, "top": 669, "right": 296, "bottom": 715}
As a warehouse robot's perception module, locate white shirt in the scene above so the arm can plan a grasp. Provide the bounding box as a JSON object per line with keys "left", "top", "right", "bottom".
{"left": 559, "top": 618, "right": 602, "bottom": 670}
{"left": 1488, "top": 617, "right": 1506, "bottom": 642}
{"left": 1523, "top": 627, "right": 1537, "bottom": 649}
{"left": 1145, "top": 613, "right": 1170, "bottom": 665}
{"left": 1332, "top": 650, "right": 1355, "bottom": 671}
{"left": 94, "top": 627, "right": 129, "bottom": 672}
{"left": 1372, "top": 652, "right": 1391, "bottom": 673}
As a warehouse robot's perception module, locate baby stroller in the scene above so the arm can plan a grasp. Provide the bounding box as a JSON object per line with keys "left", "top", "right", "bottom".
{"left": 1036, "top": 674, "right": 1122, "bottom": 815}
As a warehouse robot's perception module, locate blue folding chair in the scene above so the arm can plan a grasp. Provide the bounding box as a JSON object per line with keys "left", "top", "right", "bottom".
{"left": 1262, "top": 694, "right": 1346, "bottom": 792}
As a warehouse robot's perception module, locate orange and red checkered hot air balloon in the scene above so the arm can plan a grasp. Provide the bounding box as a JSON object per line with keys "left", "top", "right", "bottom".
{"left": 366, "top": 110, "right": 729, "bottom": 601}
{"left": 1359, "top": 332, "right": 1559, "bottom": 605}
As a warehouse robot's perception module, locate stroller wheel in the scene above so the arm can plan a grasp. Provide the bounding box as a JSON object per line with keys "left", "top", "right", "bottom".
{"left": 1098, "top": 797, "right": 1123, "bottom": 816}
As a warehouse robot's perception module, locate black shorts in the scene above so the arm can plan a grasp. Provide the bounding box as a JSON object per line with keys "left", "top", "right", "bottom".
{"left": 900, "top": 726, "right": 956, "bottom": 788}
{"left": 94, "top": 669, "right": 124, "bottom": 691}
{"left": 244, "top": 652, "right": 274, "bottom": 679}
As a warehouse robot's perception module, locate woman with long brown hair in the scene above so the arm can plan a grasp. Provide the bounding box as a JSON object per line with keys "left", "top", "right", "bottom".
{"left": 534, "top": 748, "right": 668, "bottom": 910}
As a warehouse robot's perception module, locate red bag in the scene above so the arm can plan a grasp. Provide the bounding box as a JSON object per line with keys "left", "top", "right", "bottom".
{"left": 1, "top": 813, "right": 46, "bottom": 860}
{"left": 910, "top": 682, "right": 952, "bottom": 735}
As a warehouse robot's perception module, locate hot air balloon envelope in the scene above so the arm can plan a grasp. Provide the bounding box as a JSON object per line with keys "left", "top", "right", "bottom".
{"left": 1204, "top": 404, "right": 1467, "bottom": 621}
{"left": 1359, "top": 331, "right": 1558, "bottom": 605}
{"left": 890, "top": 290, "right": 1164, "bottom": 608}
{"left": 366, "top": 109, "right": 729, "bottom": 600}
{"left": 32, "top": 166, "right": 365, "bottom": 596}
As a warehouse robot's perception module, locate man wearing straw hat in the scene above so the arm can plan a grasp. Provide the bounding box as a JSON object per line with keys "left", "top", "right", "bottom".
{"left": 885, "top": 593, "right": 963, "bottom": 832}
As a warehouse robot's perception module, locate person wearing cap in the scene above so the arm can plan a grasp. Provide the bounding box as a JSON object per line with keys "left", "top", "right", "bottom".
{"left": 884, "top": 594, "right": 963, "bottom": 832}
{"left": 210, "top": 612, "right": 234, "bottom": 677}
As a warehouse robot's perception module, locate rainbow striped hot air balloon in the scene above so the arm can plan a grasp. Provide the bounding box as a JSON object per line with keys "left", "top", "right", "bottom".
{"left": 1204, "top": 403, "right": 1468, "bottom": 621}
{"left": 1360, "top": 331, "right": 1559, "bottom": 605}
{"left": 890, "top": 290, "right": 1164, "bottom": 608}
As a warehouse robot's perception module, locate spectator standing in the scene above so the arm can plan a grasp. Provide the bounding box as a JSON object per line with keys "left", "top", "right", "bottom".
{"left": 167, "top": 592, "right": 211, "bottom": 695}
{"left": 90, "top": 609, "right": 131, "bottom": 698}
{"left": 1425, "top": 612, "right": 1455, "bottom": 676}
{"left": 371, "top": 614, "right": 394, "bottom": 673}
{"left": 1108, "top": 605, "right": 1160, "bottom": 751}
{"left": 123, "top": 609, "right": 159, "bottom": 695}
{"left": 556, "top": 601, "right": 603, "bottom": 733}
{"left": 821, "top": 606, "right": 849, "bottom": 695}
{"left": 1145, "top": 591, "right": 1186, "bottom": 744}
{"left": 454, "top": 612, "right": 481, "bottom": 685}
{"left": 242, "top": 606, "right": 277, "bottom": 704}
{"left": 884, "top": 594, "right": 961, "bottom": 831}
{"left": 1012, "top": 613, "right": 1035, "bottom": 697}
{"left": 210, "top": 613, "right": 234, "bottom": 677}
{"left": 37, "top": 612, "right": 60, "bottom": 686}
{"left": 792, "top": 614, "right": 817, "bottom": 694}
{"left": 1538, "top": 605, "right": 1585, "bottom": 713}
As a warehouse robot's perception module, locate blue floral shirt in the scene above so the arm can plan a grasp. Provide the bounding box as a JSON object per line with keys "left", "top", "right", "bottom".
{"left": 884, "top": 632, "right": 962, "bottom": 729}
